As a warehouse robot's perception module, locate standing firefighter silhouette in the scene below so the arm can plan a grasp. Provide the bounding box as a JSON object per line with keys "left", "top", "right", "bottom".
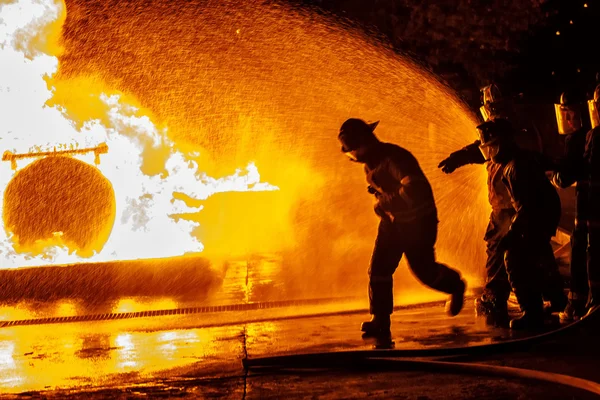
{"left": 554, "top": 84, "right": 600, "bottom": 318}
{"left": 338, "top": 118, "right": 466, "bottom": 347}
{"left": 549, "top": 90, "right": 590, "bottom": 321}
{"left": 438, "top": 84, "right": 517, "bottom": 326}
{"left": 476, "top": 119, "right": 565, "bottom": 329}
{"left": 438, "top": 83, "right": 557, "bottom": 327}
{"left": 584, "top": 85, "right": 600, "bottom": 314}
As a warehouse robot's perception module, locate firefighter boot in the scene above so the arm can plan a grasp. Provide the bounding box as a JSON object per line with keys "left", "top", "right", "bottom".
{"left": 445, "top": 279, "right": 466, "bottom": 317}
{"left": 360, "top": 314, "right": 394, "bottom": 349}
{"left": 510, "top": 294, "right": 545, "bottom": 330}
{"left": 541, "top": 270, "right": 567, "bottom": 315}
{"left": 361, "top": 314, "right": 391, "bottom": 337}
{"left": 559, "top": 292, "right": 588, "bottom": 322}
{"left": 361, "top": 314, "right": 394, "bottom": 348}
{"left": 475, "top": 295, "right": 510, "bottom": 327}
{"left": 585, "top": 293, "right": 600, "bottom": 318}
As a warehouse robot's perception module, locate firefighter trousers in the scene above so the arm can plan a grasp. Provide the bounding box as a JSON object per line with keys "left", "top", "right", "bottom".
{"left": 368, "top": 212, "right": 463, "bottom": 315}
{"left": 505, "top": 236, "right": 565, "bottom": 314}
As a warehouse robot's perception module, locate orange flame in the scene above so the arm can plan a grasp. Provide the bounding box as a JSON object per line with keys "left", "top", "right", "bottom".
{"left": 0, "top": 0, "right": 278, "bottom": 268}
{"left": 2, "top": 0, "right": 489, "bottom": 298}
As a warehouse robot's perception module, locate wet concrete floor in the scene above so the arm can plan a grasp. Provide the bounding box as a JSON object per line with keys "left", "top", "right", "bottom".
{"left": 0, "top": 245, "right": 598, "bottom": 398}
{"left": 0, "top": 296, "right": 598, "bottom": 398}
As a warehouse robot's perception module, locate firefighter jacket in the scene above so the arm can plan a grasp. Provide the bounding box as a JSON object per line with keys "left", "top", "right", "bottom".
{"left": 365, "top": 142, "right": 436, "bottom": 223}
{"left": 450, "top": 140, "right": 513, "bottom": 210}
{"left": 585, "top": 126, "right": 600, "bottom": 230}
{"left": 551, "top": 128, "right": 589, "bottom": 227}
{"left": 502, "top": 149, "right": 561, "bottom": 240}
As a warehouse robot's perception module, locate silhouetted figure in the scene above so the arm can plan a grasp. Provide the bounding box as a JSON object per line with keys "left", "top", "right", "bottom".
{"left": 477, "top": 119, "right": 565, "bottom": 329}
{"left": 438, "top": 84, "right": 560, "bottom": 327}
{"left": 549, "top": 90, "right": 590, "bottom": 321}
{"left": 438, "top": 84, "right": 516, "bottom": 326}
{"left": 338, "top": 118, "right": 466, "bottom": 347}
{"left": 586, "top": 89, "right": 600, "bottom": 314}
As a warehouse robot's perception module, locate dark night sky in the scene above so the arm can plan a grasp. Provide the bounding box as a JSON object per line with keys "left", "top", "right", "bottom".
{"left": 522, "top": 0, "right": 599, "bottom": 100}
{"left": 294, "top": 0, "right": 600, "bottom": 106}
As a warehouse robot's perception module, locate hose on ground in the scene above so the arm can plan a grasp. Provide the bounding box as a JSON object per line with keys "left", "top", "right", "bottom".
{"left": 245, "top": 306, "right": 598, "bottom": 367}
{"left": 243, "top": 307, "right": 600, "bottom": 396}
{"left": 250, "top": 358, "right": 600, "bottom": 396}
{"left": 370, "top": 359, "right": 600, "bottom": 396}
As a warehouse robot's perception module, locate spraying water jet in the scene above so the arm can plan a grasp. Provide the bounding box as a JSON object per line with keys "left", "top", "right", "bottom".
{"left": 2, "top": 0, "right": 489, "bottom": 305}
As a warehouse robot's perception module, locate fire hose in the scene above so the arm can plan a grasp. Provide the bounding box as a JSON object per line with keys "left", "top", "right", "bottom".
{"left": 240, "top": 229, "right": 600, "bottom": 396}
{"left": 242, "top": 306, "right": 600, "bottom": 396}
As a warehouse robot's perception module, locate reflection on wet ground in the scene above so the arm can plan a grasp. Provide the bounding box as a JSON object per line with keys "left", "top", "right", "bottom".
{"left": 0, "top": 255, "right": 570, "bottom": 394}
{"left": 0, "top": 320, "right": 243, "bottom": 391}
{"left": 0, "top": 295, "right": 552, "bottom": 394}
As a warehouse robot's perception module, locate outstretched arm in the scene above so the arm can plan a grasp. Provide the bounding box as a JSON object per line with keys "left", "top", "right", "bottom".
{"left": 438, "top": 140, "right": 486, "bottom": 174}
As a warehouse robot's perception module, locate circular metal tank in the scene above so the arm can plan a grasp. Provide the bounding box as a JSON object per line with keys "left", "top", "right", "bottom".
{"left": 3, "top": 156, "right": 116, "bottom": 257}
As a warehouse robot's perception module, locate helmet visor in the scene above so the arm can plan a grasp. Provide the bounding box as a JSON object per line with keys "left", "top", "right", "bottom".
{"left": 479, "top": 145, "right": 491, "bottom": 161}
{"left": 479, "top": 143, "right": 500, "bottom": 162}
{"left": 589, "top": 99, "right": 600, "bottom": 129}
{"left": 480, "top": 105, "right": 491, "bottom": 122}
{"left": 554, "top": 103, "right": 583, "bottom": 135}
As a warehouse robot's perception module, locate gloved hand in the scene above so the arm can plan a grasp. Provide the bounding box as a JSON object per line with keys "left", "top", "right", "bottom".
{"left": 438, "top": 151, "right": 465, "bottom": 174}
{"left": 368, "top": 186, "right": 395, "bottom": 207}
{"left": 548, "top": 171, "right": 564, "bottom": 189}
{"left": 374, "top": 203, "right": 392, "bottom": 223}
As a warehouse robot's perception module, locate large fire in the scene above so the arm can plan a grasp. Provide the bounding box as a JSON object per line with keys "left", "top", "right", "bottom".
{"left": 2, "top": 0, "right": 489, "bottom": 298}
{"left": 0, "top": 0, "right": 277, "bottom": 268}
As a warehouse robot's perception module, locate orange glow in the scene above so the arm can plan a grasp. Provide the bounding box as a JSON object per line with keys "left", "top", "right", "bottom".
{"left": 55, "top": 0, "right": 489, "bottom": 295}
{"left": 52, "top": 300, "right": 77, "bottom": 317}
{"left": 0, "top": 322, "right": 231, "bottom": 392}
{"left": 0, "top": 305, "right": 35, "bottom": 322}
{"left": 0, "top": 0, "right": 278, "bottom": 268}
{"left": 113, "top": 298, "right": 177, "bottom": 313}
{"left": 1, "top": 0, "right": 489, "bottom": 300}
